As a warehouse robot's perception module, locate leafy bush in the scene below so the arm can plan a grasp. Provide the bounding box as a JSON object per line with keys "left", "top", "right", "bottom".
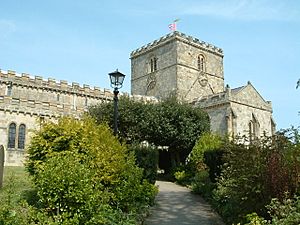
{"left": 25, "top": 116, "right": 157, "bottom": 224}
{"left": 189, "top": 133, "right": 224, "bottom": 182}
{"left": 213, "top": 132, "right": 300, "bottom": 224}
{"left": 266, "top": 196, "right": 300, "bottom": 225}
{"left": 191, "top": 171, "right": 215, "bottom": 199}
{"left": 90, "top": 96, "right": 210, "bottom": 170}
{"left": 244, "top": 196, "right": 300, "bottom": 225}
{"left": 129, "top": 143, "right": 159, "bottom": 184}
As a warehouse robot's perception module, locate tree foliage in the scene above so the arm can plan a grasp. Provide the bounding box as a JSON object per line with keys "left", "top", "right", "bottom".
{"left": 212, "top": 132, "right": 300, "bottom": 224}
{"left": 188, "top": 128, "right": 300, "bottom": 224}
{"left": 129, "top": 143, "right": 159, "bottom": 184}
{"left": 25, "top": 116, "right": 157, "bottom": 224}
{"left": 89, "top": 96, "right": 210, "bottom": 165}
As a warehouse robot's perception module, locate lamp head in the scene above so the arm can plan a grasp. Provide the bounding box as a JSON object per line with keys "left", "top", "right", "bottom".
{"left": 109, "top": 69, "right": 126, "bottom": 89}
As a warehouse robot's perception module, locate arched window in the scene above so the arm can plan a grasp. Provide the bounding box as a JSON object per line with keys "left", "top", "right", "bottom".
{"left": 8, "top": 123, "right": 16, "bottom": 148}
{"left": 149, "top": 57, "right": 158, "bottom": 73}
{"left": 18, "top": 124, "right": 26, "bottom": 149}
{"left": 249, "top": 114, "right": 260, "bottom": 140}
{"left": 154, "top": 57, "right": 157, "bottom": 71}
{"left": 197, "top": 54, "right": 205, "bottom": 71}
{"left": 150, "top": 59, "right": 154, "bottom": 73}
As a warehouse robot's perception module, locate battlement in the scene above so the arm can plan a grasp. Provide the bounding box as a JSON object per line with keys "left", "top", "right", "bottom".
{"left": 195, "top": 84, "right": 273, "bottom": 112}
{"left": 0, "top": 68, "right": 160, "bottom": 119}
{"left": 194, "top": 91, "right": 229, "bottom": 109}
{"left": 0, "top": 69, "right": 113, "bottom": 98}
{"left": 130, "top": 31, "right": 223, "bottom": 58}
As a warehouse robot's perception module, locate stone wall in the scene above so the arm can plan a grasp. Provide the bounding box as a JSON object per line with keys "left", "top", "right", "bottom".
{"left": 0, "top": 69, "right": 114, "bottom": 166}
{"left": 0, "top": 69, "right": 158, "bottom": 166}
{"left": 131, "top": 36, "right": 177, "bottom": 98}
{"left": 131, "top": 31, "right": 224, "bottom": 102}
{"left": 196, "top": 84, "right": 274, "bottom": 137}
{"left": 1, "top": 31, "right": 275, "bottom": 166}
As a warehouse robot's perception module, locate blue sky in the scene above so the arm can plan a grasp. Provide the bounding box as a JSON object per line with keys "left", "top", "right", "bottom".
{"left": 0, "top": 0, "right": 299, "bottom": 129}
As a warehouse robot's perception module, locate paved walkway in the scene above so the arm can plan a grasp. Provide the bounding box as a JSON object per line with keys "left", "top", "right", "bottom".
{"left": 144, "top": 181, "right": 224, "bottom": 225}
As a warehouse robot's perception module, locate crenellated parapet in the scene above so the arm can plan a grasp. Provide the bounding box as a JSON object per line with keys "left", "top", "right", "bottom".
{"left": 0, "top": 69, "right": 117, "bottom": 119}
{"left": 0, "top": 69, "right": 160, "bottom": 119}
{"left": 194, "top": 91, "right": 229, "bottom": 109}
{"left": 131, "top": 31, "right": 223, "bottom": 58}
{"left": 0, "top": 69, "right": 113, "bottom": 99}
{"left": 194, "top": 83, "right": 273, "bottom": 112}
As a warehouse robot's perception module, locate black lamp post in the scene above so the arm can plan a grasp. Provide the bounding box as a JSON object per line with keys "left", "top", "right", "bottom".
{"left": 108, "top": 69, "right": 126, "bottom": 136}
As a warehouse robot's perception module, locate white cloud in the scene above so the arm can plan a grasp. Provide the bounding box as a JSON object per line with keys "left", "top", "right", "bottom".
{"left": 0, "top": 19, "right": 16, "bottom": 38}
{"left": 178, "top": 0, "right": 300, "bottom": 22}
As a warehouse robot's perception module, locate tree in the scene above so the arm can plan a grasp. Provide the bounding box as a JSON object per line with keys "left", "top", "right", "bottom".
{"left": 25, "top": 116, "right": 157, "bottom": 224}
{"left": 89, "top": 96, "right": 210, "bottom": 167}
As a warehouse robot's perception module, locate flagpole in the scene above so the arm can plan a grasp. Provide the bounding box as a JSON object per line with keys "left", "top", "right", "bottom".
{"left": 169, "top": 19, "right": 180, "bottom": 32}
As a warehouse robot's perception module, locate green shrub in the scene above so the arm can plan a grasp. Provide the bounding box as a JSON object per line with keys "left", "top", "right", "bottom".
{"left": 191, "top": 171, "right": 215, "bottom": 199}
{"left": 243, "top": 213, "right": 267, "bottom": 225}
{"left": 190, "top": 133, "right": 224, "bottom": 182}
{"left": 266, "top": 196, "right": 300, "bottom": 225}
{"left": 129, "top": 143, "right": 159, "bottom": 184}
{"left": 244, "top": 196, "right": 300, "bottom": 225}
{"left": 213, "top": 131, "right": 300, "bottom": 224}
{"left": 90, "top": 96, "right": 210, "bottom": 170}
{"left": 171, "top": 163, "right": 195, "bottom": 185}
{"left": 25, "top": 116, "right": 157, "bottom": 224}
{"left": 34, "top": 151, "right": 104, "bottom": 223}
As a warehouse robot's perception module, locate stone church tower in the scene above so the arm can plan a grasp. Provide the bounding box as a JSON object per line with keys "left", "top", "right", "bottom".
{"left": 131, "top": 31, "right": 224, "bottom": 102}
{"left": 131, "top": 31, "right": 275, "bottom": 137}
{"left": 0, "top": 31, "right": 275, "bottom": 166}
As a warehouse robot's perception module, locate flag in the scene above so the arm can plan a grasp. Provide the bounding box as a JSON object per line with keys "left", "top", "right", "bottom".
{"left": 168, "top": 23, "right": 176, "bottom": 31}
{"left": 168, "top": 19, "right": 180, "bottom": 32}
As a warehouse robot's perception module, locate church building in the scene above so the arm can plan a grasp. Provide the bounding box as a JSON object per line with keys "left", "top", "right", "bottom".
{"left": 0, "top": 31, "right": 275, "bottom": 166}
{"left": 131, "top": 31, "right": 275, "bottom": 137}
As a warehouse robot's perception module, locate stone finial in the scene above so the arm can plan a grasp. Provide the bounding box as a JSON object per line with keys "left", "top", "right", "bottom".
{"left": 21, "top": 73, "right": 30, "bottom": 81}
{"left": 83, "top": 84, "right": 90, "bottom": 89}
{"left": 60, "top": 80, "right": 68, "bottom": 87}
{"left": 225, "top": 84, "right": 231, "bottom": 97}
{"left": 48, "top": 78, "right": 56, "bottom": 86}
{"left": 72, "top": 82, "right": 79, "bottom": 88}
{"left": 35, "top": 76, "right": 43, "bottom": 83}
{"left": 8, "top": 70, "right": 16, "bottom": 76}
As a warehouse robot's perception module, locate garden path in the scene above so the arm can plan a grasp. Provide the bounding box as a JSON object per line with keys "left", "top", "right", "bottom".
{"left": 144, "top": 181, "right": 224, "bottom": 225}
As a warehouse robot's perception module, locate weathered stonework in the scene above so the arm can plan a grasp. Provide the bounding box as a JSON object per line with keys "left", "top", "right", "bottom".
{"left": 131, "top": 32, "right": 275, "bottom": 138}
{"left": 194, "top": 84, "right": 274, "bottom": 137}
{"left": 0, "top": 69, "right": 116, "bottom": 166}
{"left": 131, "top": 31, "right": 224, "bottom": 102}
{"left": 1, "top": 31, "right": 275, "bottom": 166}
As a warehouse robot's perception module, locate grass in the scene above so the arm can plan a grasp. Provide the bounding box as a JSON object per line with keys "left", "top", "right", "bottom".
{"left": 0, "top": 167, "right": 33, "bottom": 205}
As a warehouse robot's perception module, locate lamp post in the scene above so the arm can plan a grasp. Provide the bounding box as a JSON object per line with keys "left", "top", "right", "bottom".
{"left": 109, "top": 69, "right": 126, "bottom": 136}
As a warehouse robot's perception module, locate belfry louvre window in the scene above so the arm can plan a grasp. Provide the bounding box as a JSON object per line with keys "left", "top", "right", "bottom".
{"left": 18, "top": 124, "right": 26, "bottom": 149}
{"left": 8, "top": 123, "right": 16, "bottom": 148}
{"left": 150, "top": 57, "right": 158, "bottom": 73}
{"left": 197, "top": 55, "right": 205, "bottom": 71}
